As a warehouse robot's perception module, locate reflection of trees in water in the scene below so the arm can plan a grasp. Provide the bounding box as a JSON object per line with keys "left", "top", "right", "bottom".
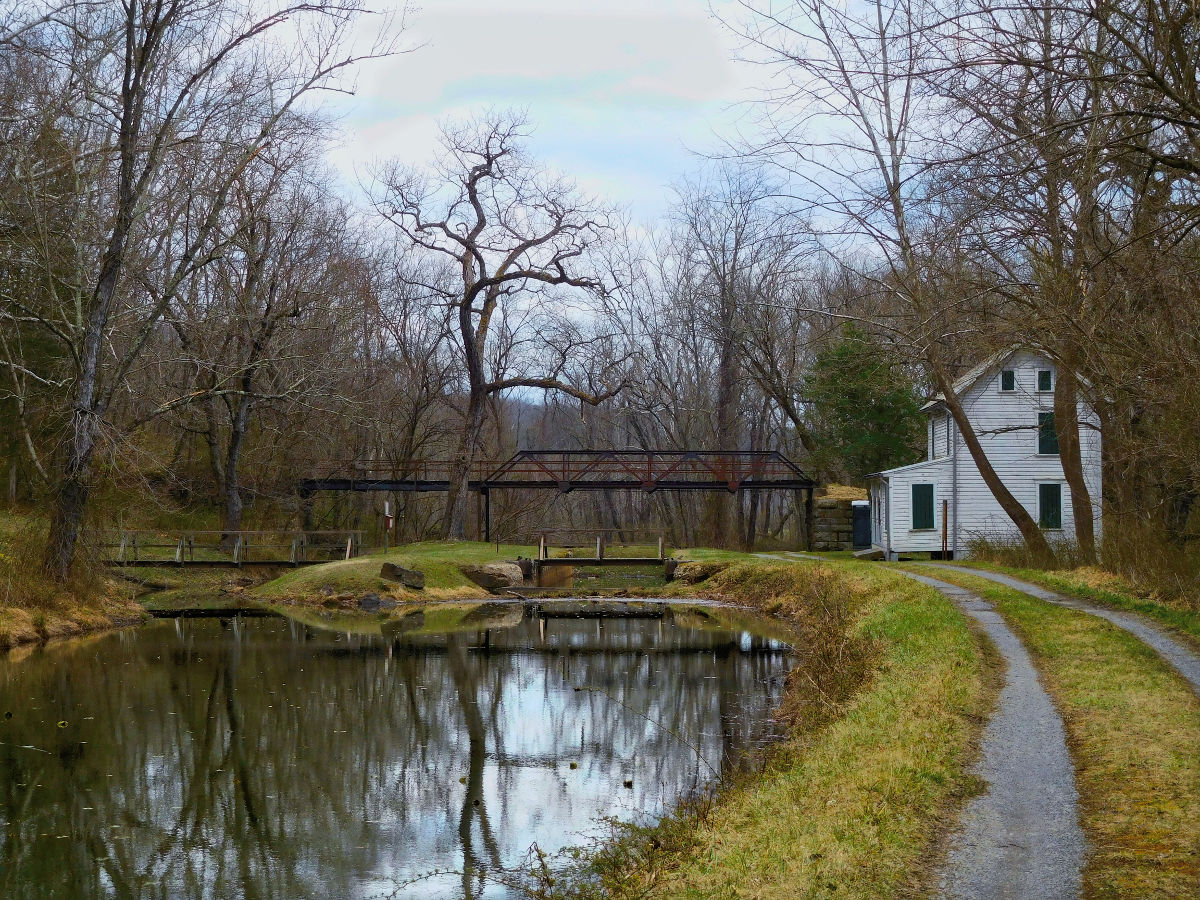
{"left": 0, "top": 616, "right": 790, "bottom": 898}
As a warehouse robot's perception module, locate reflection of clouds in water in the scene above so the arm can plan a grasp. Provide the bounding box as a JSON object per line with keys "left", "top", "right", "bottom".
{"left": 0, "top": 613, "right": 791, "bottom": 899}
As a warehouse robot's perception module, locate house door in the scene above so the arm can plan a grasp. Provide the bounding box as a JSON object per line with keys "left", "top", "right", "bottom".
{"left": 852, "top": 504, "right": 870, "bottom": 549}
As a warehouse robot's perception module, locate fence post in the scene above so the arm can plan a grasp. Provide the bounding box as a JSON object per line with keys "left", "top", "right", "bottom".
{"left": 118, "top": 533, "right": 127, "bottom": 564}
{"left": 175, "top": 536, "right": 184, "bottom": 566}
{"left": 657, "top": 534, "right": 665, "bottom": 562}
{"left": 133, "top": 533, "right": 139, "bottom": 562}
{"left": 233, "top": 535, "right": 242, "bottom": 566}
{"left": 345, "top": 535, "right": 353, "bottom": 561}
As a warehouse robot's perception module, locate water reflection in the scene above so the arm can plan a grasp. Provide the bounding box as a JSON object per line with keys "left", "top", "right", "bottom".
{"left": 0, "top": 607, "right": 793, "bottom": 899}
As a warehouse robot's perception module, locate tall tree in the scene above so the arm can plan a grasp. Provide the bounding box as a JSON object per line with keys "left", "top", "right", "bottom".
{"left": 2, "top": 0, "right": 378, "bottom": 579}
{"left": 373, "top": 114, "right": 624, "bottom": 539}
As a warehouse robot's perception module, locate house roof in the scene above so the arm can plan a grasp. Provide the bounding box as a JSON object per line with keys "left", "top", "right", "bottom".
{"left": 920, "top": 348, "right": 1017, "bottom": 412}
{"left": 866, "top": 456, "right": 953, "bottom": 480}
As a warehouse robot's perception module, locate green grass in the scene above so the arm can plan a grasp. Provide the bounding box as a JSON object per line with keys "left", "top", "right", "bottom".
{"left": 954, "top": 561, "right": 1200, "bottom": 650}
{"left": 912, "top": 565, "right": 1200, "bottom": 898}
{"left": 572, "top": 558, "right": 993, "bottom": 899}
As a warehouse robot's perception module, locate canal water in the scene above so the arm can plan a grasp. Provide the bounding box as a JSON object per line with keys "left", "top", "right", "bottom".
{"left": 0, "top": 606, "right": 793, "bottom": 899}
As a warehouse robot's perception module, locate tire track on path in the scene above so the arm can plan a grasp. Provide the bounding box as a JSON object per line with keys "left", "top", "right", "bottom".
{"left": 759, "top": 553, "right": 1085, "bottom": 897}
{"left": 898, "top": 571, "right": 1085, "bottom": 900}
{"left": 920, "top": 564, "right": 1200, "bottom": 696}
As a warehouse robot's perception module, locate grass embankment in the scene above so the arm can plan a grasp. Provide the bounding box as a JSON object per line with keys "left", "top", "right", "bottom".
{"left": 254, "top": 541, "right": 538, "bottom": 606}
{"left": 954, "top": 561, "right": 1200, "bottom": 650}
{"left": 566, "top": 558, "right": 994, "bottom": 899}
{"left": 0, "top": 511, "right": 146, "bottom": 649}
{"left": 914, "top": 565, "right": 1200, "bottom": 898}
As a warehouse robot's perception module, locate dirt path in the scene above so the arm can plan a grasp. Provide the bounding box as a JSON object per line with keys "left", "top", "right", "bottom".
{"left": 899, "top": 571, "right": 1085, "bottom": 900}
{"left": 922, "top": 564, "right": 1200, "bottom": 696}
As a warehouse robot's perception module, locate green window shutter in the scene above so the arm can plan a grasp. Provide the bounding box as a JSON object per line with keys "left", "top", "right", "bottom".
{"left": 1001, "top": 370, "right": 1015, "bottom": 391}
{"left": 1038, "top": 412, "right": 1059, "bottom": 455}
{"left": 912, "top": 483, "right": 935, "bottom": 530}
{"left": 1039, "top": 483, "right": 1062, "bottom": 529}
{"left": 1038, "top": 369, "right": 1053, "bottom": 392}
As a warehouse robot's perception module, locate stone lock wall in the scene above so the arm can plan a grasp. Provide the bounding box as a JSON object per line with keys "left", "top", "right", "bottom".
{"left": 812, "top": 497, "right": 856, "bottom": 551}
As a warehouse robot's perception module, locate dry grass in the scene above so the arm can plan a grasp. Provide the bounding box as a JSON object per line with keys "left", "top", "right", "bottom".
{"left": 0, "top": 511, "right": 146, "bottom": 649}
{"left": 818, "top": 483, "right": 869, "bottom": 501}
{"left": 967, "top": 520, "right": 1200, "bottom": 608}
{"left": 916, "top": 566, "right": 1200, "bottom": 898}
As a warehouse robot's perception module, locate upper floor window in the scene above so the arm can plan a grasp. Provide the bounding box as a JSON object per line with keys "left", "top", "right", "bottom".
{"left": 1037, "top": 369, "right": 1054, "bottom": 392}
{"left": 1038, "top": 411, "right": 1060, "bottom": 455}
{"left": 1000, "top": 369, "right": 1016, "bottom": 392}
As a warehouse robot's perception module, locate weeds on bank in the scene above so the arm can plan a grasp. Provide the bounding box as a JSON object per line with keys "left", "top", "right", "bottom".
{"left": 0, "top": 512, "right": 140, "bottom": 648}
{"left": 967, "top": 520, "right": 1200, "bottom": 606}
{"left": 0, "top": 516, "right": 105, "bottom": 609}
{"left": 919, "top": 567, "right": 1200, "bottom": 898}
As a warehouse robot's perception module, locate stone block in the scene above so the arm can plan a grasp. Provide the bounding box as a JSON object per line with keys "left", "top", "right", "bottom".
{"left": 461, "top": 562, "right": 524, "bottom": 591}
{"left": 380, "top": 563, "right": 425, "bottom": 590}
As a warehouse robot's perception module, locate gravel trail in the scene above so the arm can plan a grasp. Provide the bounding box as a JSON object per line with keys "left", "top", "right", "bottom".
{"left": 921, "top": 564, "right": 1200, "bottom": 696}
{"left": 899, "top": 571, "right": 1085, "bottom": 900}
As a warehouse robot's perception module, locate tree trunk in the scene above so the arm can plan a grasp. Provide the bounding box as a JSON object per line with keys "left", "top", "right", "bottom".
{"left": 706, "top": 333, "right": 738, "bottom": 547}
{"left": 934, "top": 367, "right": 1054, "bottom": 562}
{"left": 43, "top": 411, "right": 101, "bottom": 580}
{"left": 1053, "top": 367, "right": 1097, "bottom": 562}
{"left": 221, "top": 397, "right": 250, "bottom": 539}
{"left": 6, "top": 459, "right": 16, "bottom": 507}
{"left": 442, "top": 389, "right": 487, "bottom": 539}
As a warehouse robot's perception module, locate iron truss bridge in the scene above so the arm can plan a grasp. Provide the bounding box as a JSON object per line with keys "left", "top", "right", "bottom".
{"left": 297, "top": 450, "right": 815, "bottom": 496}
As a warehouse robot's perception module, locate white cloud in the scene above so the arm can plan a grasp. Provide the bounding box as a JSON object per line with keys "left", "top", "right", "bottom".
{"left": 323, "top": 1, "right": 760, "bottom": 219}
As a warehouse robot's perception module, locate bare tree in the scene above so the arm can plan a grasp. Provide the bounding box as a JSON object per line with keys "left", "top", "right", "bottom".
{"left": 1, "top": 0, "right": 386, "bottom": 579}
{"left": 732, "top": 0, "right": 1056, "bottom": 557}
{"left": 373, "top": 113, "right": 624, "bottom": 538}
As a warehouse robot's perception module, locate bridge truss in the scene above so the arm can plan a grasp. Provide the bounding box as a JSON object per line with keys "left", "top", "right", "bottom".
{"left": 298, "top": 450, "right": 816, "bottom": 545}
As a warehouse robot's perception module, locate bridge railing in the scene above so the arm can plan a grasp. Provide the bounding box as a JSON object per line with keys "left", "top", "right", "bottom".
{"left": 96, "top": 529, "right": 363, "bottom": 566}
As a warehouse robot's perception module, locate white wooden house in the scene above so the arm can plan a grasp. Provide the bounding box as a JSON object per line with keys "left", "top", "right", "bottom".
{"left": 868, "top": 349, "right": 1102, "bottom": 559}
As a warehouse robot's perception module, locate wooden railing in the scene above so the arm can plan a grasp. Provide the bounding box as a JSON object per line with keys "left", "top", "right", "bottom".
{"left": 98, "top": 530, "right": 363, "bottom": 567}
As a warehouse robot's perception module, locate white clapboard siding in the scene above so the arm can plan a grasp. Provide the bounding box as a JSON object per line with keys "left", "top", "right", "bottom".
{"left": 871, "top": 349, "right": 1103, "bottom": 557}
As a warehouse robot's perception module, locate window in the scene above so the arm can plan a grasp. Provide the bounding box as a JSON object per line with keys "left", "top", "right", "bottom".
{"left": 1038, "top": 411, "right": 1059, "bottom": 455}
{"left": 912, "top": 483, "right": 935, "bottom": 530}
{"left": 1000, "top": 369, "right": 1016, "bottom": 392}
{"left": 1037, "top": 369, "right": 1054, "bottom": 392}
{"left": 1039, "top": 483, "right": 1063, "bottom": 530}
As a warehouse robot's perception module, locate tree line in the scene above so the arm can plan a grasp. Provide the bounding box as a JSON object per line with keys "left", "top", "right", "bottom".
{"left": 2, "top": 0, "right": 1197, "bottom": 583}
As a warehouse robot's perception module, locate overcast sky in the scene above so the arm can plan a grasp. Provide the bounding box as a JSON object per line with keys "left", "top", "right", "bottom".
{"left": 325, "top": 0, "right": 760, "bottom": 221}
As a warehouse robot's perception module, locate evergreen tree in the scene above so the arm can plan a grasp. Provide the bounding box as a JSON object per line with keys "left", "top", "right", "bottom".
{"left": 807, "top": 327, "right": 924, "bottom": 482}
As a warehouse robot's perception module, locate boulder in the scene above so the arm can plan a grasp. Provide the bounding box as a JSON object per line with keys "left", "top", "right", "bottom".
{"left": 380, "top": 562, "right": 425, "bottom": 590}
{"left": 853, "top": 547, "right": 885, "bottom": 561}
{"left": 459, "top": 562, "right": 524, "bottom": 592}
{"left": 674, "top": 560, "right": 729, "bottom": 584}
{"left": 358, "top": 593, "right": 398, "bottom": 612}
{"left": 663, "top": 558, "right": 679, "bottom": 581}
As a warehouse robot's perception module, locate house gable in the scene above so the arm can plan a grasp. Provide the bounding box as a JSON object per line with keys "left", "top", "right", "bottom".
{"left": 873, "top": 348, "right": 1102, "bottom": 557}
